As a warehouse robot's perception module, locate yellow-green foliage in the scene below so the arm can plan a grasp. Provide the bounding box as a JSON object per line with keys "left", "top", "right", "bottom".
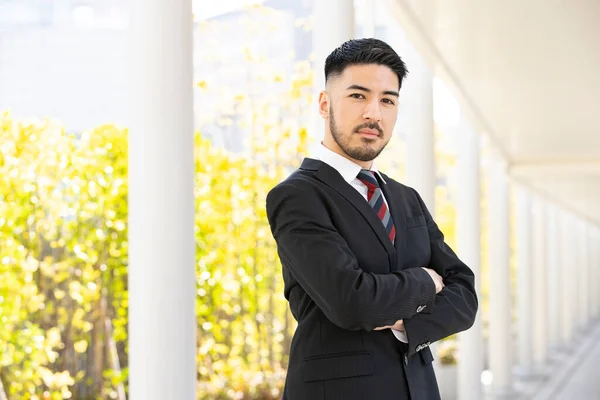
{"left": 0, "top": 112, "right": 128, "bottom": 399}
{"left": 0, "top": 107, "right": 309, "bottom": 399}
{"left": 194, "top": 136, "right": 299, "bottom": 399}
{"left": 0, "top": 111, "right": 300, "bottom": 399}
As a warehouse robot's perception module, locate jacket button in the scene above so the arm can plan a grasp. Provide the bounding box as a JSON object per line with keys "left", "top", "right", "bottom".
{"left": 404, "top": 354, "right": 408, "bottom": 366}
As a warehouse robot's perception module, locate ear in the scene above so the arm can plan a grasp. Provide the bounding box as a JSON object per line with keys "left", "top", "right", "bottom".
{"left": 318, "top": 91, "right": 329, "bottom": 119}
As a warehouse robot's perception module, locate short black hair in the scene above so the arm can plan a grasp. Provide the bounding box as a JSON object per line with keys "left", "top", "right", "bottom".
{"left": 324, "top": 38, "right": 408, "bottom": 89}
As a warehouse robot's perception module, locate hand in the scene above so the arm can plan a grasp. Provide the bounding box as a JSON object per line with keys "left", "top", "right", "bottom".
{"left": 422, "top": 267, "right": 445, "bottom": 294}
{"left": 390, "top": 319, "right": 404, "bottom": 332}
{"left": 374, "top": 319, "right": 404, "bottom": 331}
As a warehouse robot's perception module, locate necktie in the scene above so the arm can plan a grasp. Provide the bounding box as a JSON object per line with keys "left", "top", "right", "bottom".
{"left": 357, "top": 169, "right": 396, "bottom": 243}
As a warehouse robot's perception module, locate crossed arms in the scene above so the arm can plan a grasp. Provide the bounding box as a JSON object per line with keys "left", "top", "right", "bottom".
{"left": 266, "top": 181, "right": 478, "bottom": 357}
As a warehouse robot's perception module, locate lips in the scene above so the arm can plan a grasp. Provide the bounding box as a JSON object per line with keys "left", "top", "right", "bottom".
{"left": 358, "top": 129, "right": 380, "bottom": 137}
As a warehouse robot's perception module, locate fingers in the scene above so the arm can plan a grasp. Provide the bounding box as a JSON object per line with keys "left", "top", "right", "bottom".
{"left": 421, "top": 267, "right": 445, "bottom": 294}
{"left": 374, "top": 326, "right": 391, "bottom": 331}
{"left": 423, "top": 267, "right": 442, "bottom": 281}
{"left": 391, "top": 319, "right": 404, "bottom": 331}
{"left": 374, "top": 320, "right": 404, "bottom": 332}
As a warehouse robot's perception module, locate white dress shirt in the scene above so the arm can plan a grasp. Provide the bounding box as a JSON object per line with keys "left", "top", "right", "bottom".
{"left": 313, "top": 143, "right": 408, "bottom": 343}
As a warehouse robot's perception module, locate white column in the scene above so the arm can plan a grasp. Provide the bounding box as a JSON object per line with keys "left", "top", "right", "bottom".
{"left": 579, "top": 222, "right": 589, "bottom": 331}
{"left": 596, "top": 227, "right": 599, "bottom": 320}
{"left": 515, "top": 187, "right": 533, "bottom": 375}
{"left": 404, "top": 58, "right": 435, "bottom": 211}
{"left": 531, "top": 198, "right": 548, "bottom": 371}
{"left": 590, "top": 228, "right": 596, "bottom": 320}
{"left": 128, "top": 1, "right": 196, "bottom": 399}
{"left": 456, "top": 118, "right": 483, "bottom": 400}
{"left": 590, "top": 227, "right": 596, "bottom": 320}
{"left": 487, "top": 150, "right": 512, "bottom": 397}
{"left": 559, "top": 213, "right": 574, "bottom": 347}
{"left": 546, "top": 205, "right": 561, "bottom": 350}
{"left": 590, "top": 227, "right": 597, "bottom": 321}
{"left": 399, "top": 35, "right": 437, "bottom": 369}
{"left": 312, "top": 0, "right": 355, "bottom": 91}
{"left": 589, "top": 225, "right": 600, "bottom": 322}
{"left": 590, "top": 226, "right": 600, "bottom": 322}
{"left": 571, "top": 218, "right": 583, "bottom": 334}
{"left": 591, "top": 229, "right": 595, "bottom": 320}
{"left": 311, "top": 0, "right": 355, "bottom": 150}
{"left": 570, "top": 217, "right": 579, "bottom": 335}
{"left": 592, "top": 227, "right": 600, "bottom": 320}
{"left": 359, "top": 0, "right": 375, "bottom": 37}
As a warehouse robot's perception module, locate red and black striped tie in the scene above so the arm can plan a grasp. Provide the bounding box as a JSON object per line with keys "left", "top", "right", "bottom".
{"left": 357, "top": 169, "right": 396, "bottom": 243}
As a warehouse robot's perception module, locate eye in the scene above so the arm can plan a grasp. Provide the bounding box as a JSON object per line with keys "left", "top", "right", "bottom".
{"left": 349, "top": 93, "right": 366, "bottom": 99}
{"left": 382, "top": 98, "right": 395, "bottom": 105}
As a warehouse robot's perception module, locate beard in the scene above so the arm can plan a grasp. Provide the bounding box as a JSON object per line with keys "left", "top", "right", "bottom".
{"left": 329, "top": 107, "right": 388, "bottom": 162}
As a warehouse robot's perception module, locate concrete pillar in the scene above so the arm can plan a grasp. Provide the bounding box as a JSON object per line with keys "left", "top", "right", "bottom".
{"left": 531, "top": 198, "right": 548, "bottom": 371}
{"left": 515, "top": 187, "right": 533, "bottom": 375}
{"left": 128, "top": 0, "right": 196, "bottom": 399}
{"left": 456, "top": 118, "right": 483, "bottom": 400}
{"left": 311, "top": 0, "right": 355, "bottom": 149}
{"left": 359, "top": 0, "right": 375, "bottom": 37}
{"left": 546, "top": 205, "right": 561, "bottom": 350}
{"left": 398, "top": 31, "right": 438, "bottom": 369}
{"left": 559, "top": 213, "right": 575, "bottom": 346}
{"left": 571, "top": 218, "right": 582, "bottom": 334}
{"left": 593, "top": 228, "right": 600, "bottom": 319}
{"left": 596, "top": 227, "right": 599, "bottom": 320}
{"left": 312, "top": 0, "right": 355, "bottom": 91}
{"left": 594, "top": 227, "right": 600, "bottom": 320}
{"left": 403, "top": 57, "right": 435, "bottom": 211}
{"left": 487, "top": 149, "right": 512, "bottom": 397}
{"left": 579, "top": 221, "right": 589, "bottom": 331}
{"left": 590, "top": 228, "right": 596, "bottom": 320}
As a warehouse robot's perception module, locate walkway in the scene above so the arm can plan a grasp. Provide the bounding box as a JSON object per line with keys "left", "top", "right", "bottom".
{"left": 520, "top": 319, "right": 600, "bottom": 399}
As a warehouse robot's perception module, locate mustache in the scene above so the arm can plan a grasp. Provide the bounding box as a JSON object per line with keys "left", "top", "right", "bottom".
{"left": 354, "top": 123, "right": 383, "bottom": 136}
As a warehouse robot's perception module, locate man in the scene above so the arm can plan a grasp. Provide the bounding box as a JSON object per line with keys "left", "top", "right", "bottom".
{"left": 266, "top": 38, "right": 478, "bottom": 400}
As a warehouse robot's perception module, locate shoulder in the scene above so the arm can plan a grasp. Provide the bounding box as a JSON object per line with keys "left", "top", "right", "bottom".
{"left": 269, "top": 169, "right": 316, "bottom": 196}
{"left": 265, "top": 165, "right": 323, "bottom": 213}
{"left": 267, "top": 157, "right": 328, "bottom": 197}
{"left": 265, "top": 166, "right": 333, "bottom": 227}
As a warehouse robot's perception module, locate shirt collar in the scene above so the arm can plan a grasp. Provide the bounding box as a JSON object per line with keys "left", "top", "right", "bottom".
{"left": 313, "top": 143, "right": 386, "bottom": 185}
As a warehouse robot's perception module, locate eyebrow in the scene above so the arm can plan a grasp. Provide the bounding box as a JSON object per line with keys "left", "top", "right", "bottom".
{"left": 346, "top": 84, "right": 399, "bottom": 97}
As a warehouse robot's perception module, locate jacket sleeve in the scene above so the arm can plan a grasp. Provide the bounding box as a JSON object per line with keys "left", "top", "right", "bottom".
{"left": 403, "top": 188, "right": 479, "bottom": 357}
{"left": 266, "top": 181, "right": 437, "bottom": 332}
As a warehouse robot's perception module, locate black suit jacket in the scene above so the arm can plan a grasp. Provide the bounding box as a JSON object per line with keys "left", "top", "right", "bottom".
{"left": 266, "top": 158, "right": 478, "bottom": 400}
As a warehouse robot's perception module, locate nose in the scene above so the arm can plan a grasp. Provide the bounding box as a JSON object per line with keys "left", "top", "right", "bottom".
{"left": 362, "top": 99, "right": 382, "bottom": 122}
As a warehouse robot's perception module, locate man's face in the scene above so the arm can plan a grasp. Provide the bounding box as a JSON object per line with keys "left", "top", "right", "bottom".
{"left": 319, "top": 64, "right": 400, "bottom": 165}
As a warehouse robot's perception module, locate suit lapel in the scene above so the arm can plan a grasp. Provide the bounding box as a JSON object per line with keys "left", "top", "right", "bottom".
{"left": 301, "top": 158, "right": 397, "bottom": 271}
{"left": 379, "top": 175, "right": 407, "bottom": 272}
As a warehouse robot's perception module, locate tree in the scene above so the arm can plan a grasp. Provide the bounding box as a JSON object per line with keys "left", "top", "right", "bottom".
{"left": 0, "top": 112, "right": 128, "bottom": 399}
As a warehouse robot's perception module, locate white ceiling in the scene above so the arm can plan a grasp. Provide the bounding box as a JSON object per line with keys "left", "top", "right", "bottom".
{"left": 383, "top": 0, "right": 600, "bottom": 224}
